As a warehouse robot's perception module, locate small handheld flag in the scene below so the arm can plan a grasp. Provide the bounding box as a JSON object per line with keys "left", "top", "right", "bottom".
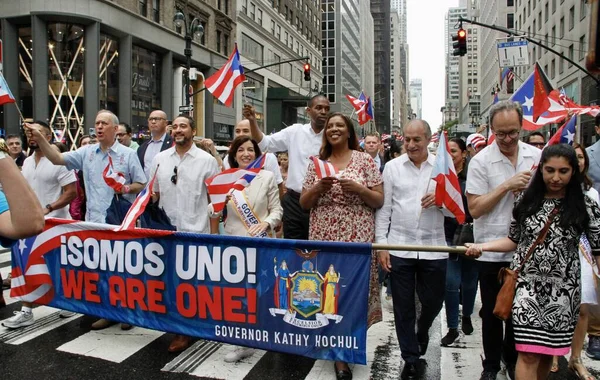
{"left": 310, "top": 156, "right": 339, "bottom": 179}
{"left": 103, "top": 156, "right": 126, "bottom": 192}
{"left": 0, "top": 73, "right": 15, "bottom": 106}
{"left": 431, "top": 132, "right": 466, "bottom": 224}
{"left": 546, "top": 115, "right": 577, "bottom": 147}
{"left": 206, "top": 154, "right": 266, "bottom": 212}
{"left": 115, "top": 165, "right": 159, "bottom": 231}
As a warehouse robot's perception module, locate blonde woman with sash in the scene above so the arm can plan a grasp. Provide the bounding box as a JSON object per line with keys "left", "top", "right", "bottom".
{"left": 208, "top": 135, "right": 282, "bottom": 362}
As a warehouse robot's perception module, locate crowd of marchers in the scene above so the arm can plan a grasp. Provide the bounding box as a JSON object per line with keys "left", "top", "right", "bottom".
{"left": 1, "top": 97, "right": 600, "bottom": 380}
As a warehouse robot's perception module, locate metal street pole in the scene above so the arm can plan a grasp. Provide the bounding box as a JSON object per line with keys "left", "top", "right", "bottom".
{"left": 184, "top": 35, "right": 192, "bottom": 114}
{"left": 174, "top": 10, "right": 203, "bottom": 116}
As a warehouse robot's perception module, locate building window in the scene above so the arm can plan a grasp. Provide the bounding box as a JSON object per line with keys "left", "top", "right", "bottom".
{"left": 507, "top": 13, "right": 514, "bottom": 29}
{"left": 581, "top": 0, "right": 587, "bottom": 20}
{"left": 217, "top": 31, "right": 222, "bottom": 53}
{"left": 257, "top": 9, "right": 262, "bottom": 26}
{"left": 551, "top": 59, "right": 555, "bottom": 78}
{"left": 131, "top": 44, "right": 162, "bottom": 134}
{"left": 271, "top": 20, "right": 275, "bottom": 35}
{"left": 559, "top": 54, "right": 564, "bottom": 73}
{"left": 224, "top": 34, "right": 229, "bottom": 55}
{"left": 560, "top": 17, "right": 564, "bottom": 37}
{"left": 580, "top": 35, "right": 586, "bottom": 60}
{"left": 551, "top": 26, "right": 555, "bottom": 46}
{"left": 569, "top": 6, "right": 575, "bottom": 30}
{"left": 99, "top": 34, "right": 119, "bottom": 117}
{"left": 242, "top": 0, "right": 247, "bottom": 13}
{"left": 200, "top": 21, "right": 206, "bottom": 45}
{"left": 276, "top": 25, "right": 281, "bottom": 39}
{"left": 284, "top": 31, "right": 288, "bottom": 45}
{"left": 507, "top": 0, "right": 514, "bottom": 5}
{"left": 250, "top": 2, "right": 255, "bottom": 20}
{"left": 139, "top": 0, "right": 147, "bottom": 16}
{"left": 552, "top": 0, "right": 556, "bottom": 13}
{"left": 152, "top": 0, "right": 159, "bottom": 22}
{"left": 545, "top": 2, "right": 549, "bottom": 21}
{"left": 568, "top": 44, "right": 574, "bottom": 66}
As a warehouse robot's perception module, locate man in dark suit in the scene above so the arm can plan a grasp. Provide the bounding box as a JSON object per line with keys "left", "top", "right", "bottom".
{"left": 137, "top": 109, "right": 173, "bottom": 178}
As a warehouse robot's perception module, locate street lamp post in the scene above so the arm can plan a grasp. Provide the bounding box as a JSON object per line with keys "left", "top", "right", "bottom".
{"left": 173, "top": 11, "right": 204, "bottom": 115}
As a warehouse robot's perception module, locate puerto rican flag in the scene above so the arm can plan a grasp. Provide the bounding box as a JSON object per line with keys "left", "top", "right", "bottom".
{"left": 311, "top": 156, "right": 339, "bottom": 179}
{"left": 431, "top": 132, "right": 465, "bottom": 224}
{"left": 206, "top": 154, "right": 266, "bottom": 212}
{"left": 102, "top": 156, "right": 126, "bottom": 193}
{"left": 204, "top": 44, "right": 246, "bottom": 107}
{"left": 346, "top": 94, "right": 365, "bottom": 111}
{"left": 10, "top": 219, "right": 174, "bottom": 304}
{"left": 546, "top": 115, "right": 577, "bottom": 147}
{"left": 0, "top": 73, "right": 16, "bottom": 106}
{"left": 510, "top": 70, "right": 567, "bottom": 131}
{"left": 115, "top": 165, "right": 158, "bottom": 231}
{"left": 357, "top": 92, "right": 374, "bottom": 125}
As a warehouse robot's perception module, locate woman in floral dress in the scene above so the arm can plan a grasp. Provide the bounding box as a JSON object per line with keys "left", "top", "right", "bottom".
{"left": 300, "top": 112, "right": 384, "bottom": 380}
{"left": 466, "top": 144, "right": 600, "bottom": 380}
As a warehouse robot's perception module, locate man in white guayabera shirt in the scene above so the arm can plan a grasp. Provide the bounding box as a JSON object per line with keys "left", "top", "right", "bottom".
{"left": 248, "top": 94, "right": 330, "bottom": 240}
{"left": 466, "top": 100, "right": 541, "bottom": 380}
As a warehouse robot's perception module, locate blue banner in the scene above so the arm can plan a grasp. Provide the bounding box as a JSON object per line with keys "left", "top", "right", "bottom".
{"left": 10, "top": 219, "right": 372, "bottom": 364}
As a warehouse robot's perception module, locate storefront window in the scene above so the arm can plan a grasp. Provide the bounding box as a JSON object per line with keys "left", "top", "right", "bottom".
{"left": 99, "top": 34, "right": 119, "bottom": 116}
{"left": 48, "top": 23, "right": 85, "bottom": 148}
{"left": 18, "top": 27, "right": 34, "bottom": 122}
{"left": 131, "top": 45, "right": 161, "bottom": 139}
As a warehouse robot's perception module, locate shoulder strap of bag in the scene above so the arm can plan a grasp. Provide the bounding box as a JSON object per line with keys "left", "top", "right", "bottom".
{"left": 516, "top": 207, "right": 559, "bottom": 273}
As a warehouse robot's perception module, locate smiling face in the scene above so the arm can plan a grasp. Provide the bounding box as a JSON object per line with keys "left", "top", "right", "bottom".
{"left": 575, "top": 146, "right": 586, "bottom": 173}
{"left": 542, "top": 156, "right": 573, "bottom": 196}
{"left": 448, "top": 141, "right": 466, "bottom": 169}
{"left": 403, "top": 121, "right": 429, "bottom": 165}
{"left": 325, "top": 115, "right": 350, "bottom": 147}
{"left": 171, "top": 116, "right": 195, "bottom": 147}
{"left": 235, "top": 140, "right": 257, "bottom": 169}
{"left": 491, "top": 109, "right": 521, "bottom": 156}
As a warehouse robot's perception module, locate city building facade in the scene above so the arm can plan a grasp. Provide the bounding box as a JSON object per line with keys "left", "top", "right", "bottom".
{"left": 371, "top": 0, "right": 392, "bottom": 134}
{"left": 444, "top": 6, "right": 468, "bottom": 124}
{"left": 0, "top": 0, "right": 239, "bottom": 146}
{"left": 234, "top": 0, "right": 323, "bottom": 135}
{"left": 410, "top": 79, "right": 422, "bottom": 120}
{"left": 458, "top": 0, "right": 481, "bottom": 127}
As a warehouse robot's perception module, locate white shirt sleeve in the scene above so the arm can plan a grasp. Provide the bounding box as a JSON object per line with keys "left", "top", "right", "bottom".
{"left": 56, "top": 166, "right": 77, "bottom": 187}
{"left": 465, "top": 156, "right": 488, "bottom": 196}
{"left": 266, "top": 153, "right": 283, "bottom": 184}
{"left": 258, "top": 125, "right": 295, "bottom": 153}
{"left": 375, "top": 163, "right": 394, "bottom": 245}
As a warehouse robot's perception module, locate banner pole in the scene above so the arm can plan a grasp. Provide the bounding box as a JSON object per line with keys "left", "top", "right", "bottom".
{"left": 372, "top": 243, "right": 468, "bottom": 254}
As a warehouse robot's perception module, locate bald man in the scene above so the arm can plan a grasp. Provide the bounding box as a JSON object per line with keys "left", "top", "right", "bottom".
{"left": 137, "top": 109, "right": 174, "bottom": 178}
{"left": 223, "top": 119, "right": 284, "bottom": 197}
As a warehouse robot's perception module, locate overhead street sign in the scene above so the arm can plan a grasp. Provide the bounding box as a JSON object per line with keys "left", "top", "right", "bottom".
{"left": 179, "top": 105, "right": 193, "bottom": 113}
{"left": 497, "top": 40, "right": 529, "bottom": 67}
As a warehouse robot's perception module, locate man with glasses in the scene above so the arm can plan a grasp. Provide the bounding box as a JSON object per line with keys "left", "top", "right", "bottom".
{"left": 149, "top": 114, "right": 220, "bottom": 353}
{"left": 466, "top": 100, "right": 541, "bottom": 380}
{"left": 524, "top": 131, "right": 546, "bottom": 149}
{"left": 117, "top": 123, "right": 139, "bottom": 151}
{"left": 137, "top": 110, "right": 173, "bottom": 178}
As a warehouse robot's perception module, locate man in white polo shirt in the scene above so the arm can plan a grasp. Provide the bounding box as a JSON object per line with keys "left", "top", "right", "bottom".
{"left": 248, "top": 94, "right": 330, "bottom": 240}
{"left": 3, "top": 121, "right": 78, "bottom": 329}
{"left": 466, "top": 100, "right": 541, "bottom": 380}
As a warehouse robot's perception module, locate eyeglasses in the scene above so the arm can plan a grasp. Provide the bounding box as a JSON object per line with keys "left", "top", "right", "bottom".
{"left": 494, "top": 130, "right": 520, "bottom": 140}
{"left": 171, "top": 166, "right": 178, "bottom": 185}
{"left": 149, "top": 117, "right": 166, "bottom": 122}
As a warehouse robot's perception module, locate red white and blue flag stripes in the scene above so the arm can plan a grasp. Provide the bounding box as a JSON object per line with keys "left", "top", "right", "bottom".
{"left": 114, "top": 165, "right": 159, "bottom": 231}
{"left": 102, "top": 156, "right": 126, "bottom": 193}
{"left": 431, "top": 132, "right": 466, "bottom": 224}
{"left": 0, "top": 73, "right": 16, "bottom": 106}
{"left": 204, "top": 44, "right": 246, "bottom": 107}
{"left": 546, "top": 115, "right": 577, "bottom": 147}
{"left": 205, "top": 154, "right": 266, "bottom": 212}
{"left": 311, "top": 156, "right": 339, "bottom": 179}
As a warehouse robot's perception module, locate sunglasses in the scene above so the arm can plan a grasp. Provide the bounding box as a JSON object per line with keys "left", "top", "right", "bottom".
{"left": 171, "top": 166, "right": 178, "bottom": 185}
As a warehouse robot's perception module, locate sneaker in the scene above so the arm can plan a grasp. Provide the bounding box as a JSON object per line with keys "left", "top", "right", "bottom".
{"left": 59, "top": 310, "right": 76, "bottom": 318}
{"left": 2, "top": 310, "right": 34, "bottom": 329}
{"left": 462, "top": 316, "right": 474, "bottom": 335}
{"left": 586, "top": 335, "right": 600, "bottom": 360}
{"left": 441, "top": 328, "right": 460, "bottom": 347}
{"left": 224, "top": 347, "right": 255, "bottom": 363}
{"left": 479, "top": 370, "right": 497, "bottom": 380}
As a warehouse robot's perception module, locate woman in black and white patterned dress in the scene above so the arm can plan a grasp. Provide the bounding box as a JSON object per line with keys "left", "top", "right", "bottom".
{"left": 466, "top": 144, "right": 600, "bottom": 380}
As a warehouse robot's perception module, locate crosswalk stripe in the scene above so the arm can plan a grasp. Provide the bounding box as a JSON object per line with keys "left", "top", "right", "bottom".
{"left": 57, "top": 324, "right": 164, "bottom": 363}
{"left": 0, "top": 307, "right": 80, "bottom": 344}
{"left": 162, "top": 339, "right": 223, "bottom": 373}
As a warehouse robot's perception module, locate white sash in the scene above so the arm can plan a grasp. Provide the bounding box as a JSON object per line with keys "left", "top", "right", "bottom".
{"left": 231, "top": 189, "right": 272, "bottom": 238}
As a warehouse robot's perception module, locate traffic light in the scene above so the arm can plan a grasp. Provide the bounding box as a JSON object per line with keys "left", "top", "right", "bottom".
{"left": 452, "top": 28, "right": 467, "bottom": 56}
{"left": 303, "top": 63, "right": 311, "bottom": 81}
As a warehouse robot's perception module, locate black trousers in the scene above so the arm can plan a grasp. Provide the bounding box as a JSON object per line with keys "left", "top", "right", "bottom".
{"left": 478, "top": 261, "right": 517, "bottom": 373}
{"left": 281, "top": 190, "right": 310, "bottom": 240}
{"left": 389, "top": 256, "right": 447, "bottom": 364}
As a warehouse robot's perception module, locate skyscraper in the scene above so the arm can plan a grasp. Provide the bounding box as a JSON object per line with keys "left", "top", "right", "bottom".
{"left": 371, "top": 0, "right": 392, "bottom": 133}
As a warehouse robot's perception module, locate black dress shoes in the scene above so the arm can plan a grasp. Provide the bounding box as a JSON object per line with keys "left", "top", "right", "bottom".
{"left": 401, "top": 362, "right": 419, "bottom": 380}
{"left": 334, "top": 362, "right": 352, "bottom": 380}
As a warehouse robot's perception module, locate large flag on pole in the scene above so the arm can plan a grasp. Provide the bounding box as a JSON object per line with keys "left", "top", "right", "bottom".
{"left": 431, "top": 132, "right": 466, "bottom": 224}
{"left": 204, "top": 44, "right": 246, "bottom": 107}
{"left": 546, "top": 115, "right": 577, "bottom": 147}
{"left": 0, "top": 73, "right": 16, "bottom": 106}
{"left": 532, "top": 62, "right": 554, "bottom": 122}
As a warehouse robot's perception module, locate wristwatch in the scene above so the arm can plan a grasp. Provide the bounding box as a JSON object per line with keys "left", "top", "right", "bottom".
{"left": 45, "top": 204, "right": 53, "bottom": 212}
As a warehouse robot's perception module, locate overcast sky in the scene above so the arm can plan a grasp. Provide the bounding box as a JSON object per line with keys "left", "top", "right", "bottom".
{"left": 407, "top": 0, "right": 459, "bottom": 129}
